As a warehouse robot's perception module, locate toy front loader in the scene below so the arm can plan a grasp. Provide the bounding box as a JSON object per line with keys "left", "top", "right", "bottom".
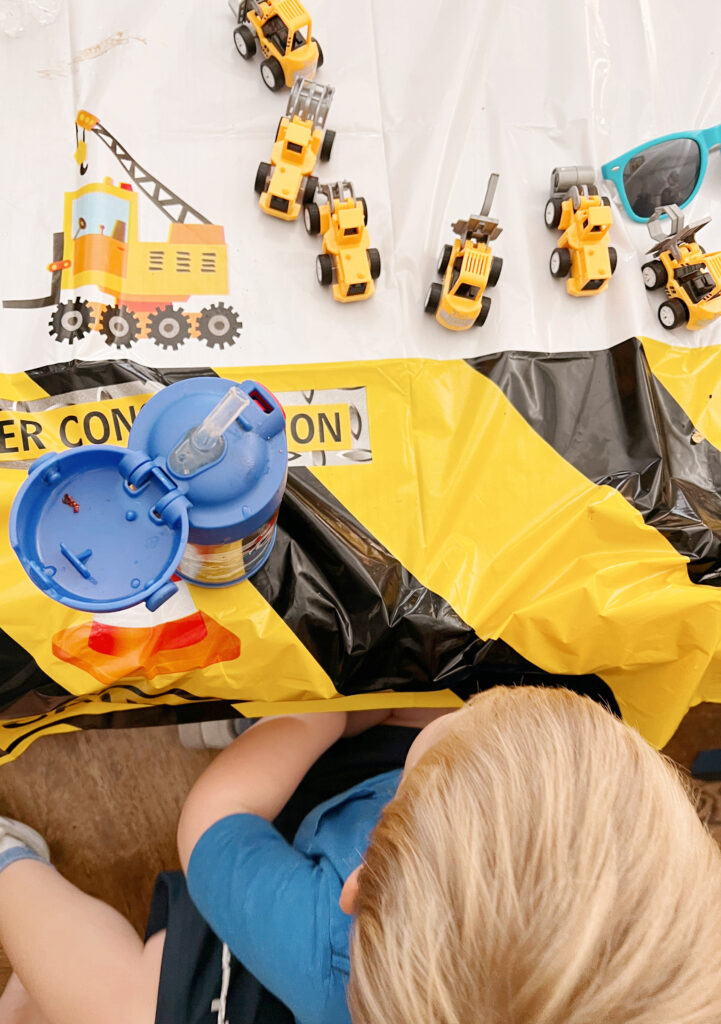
{"left": 255, "top": 77, "right": 335, "bottom": 220}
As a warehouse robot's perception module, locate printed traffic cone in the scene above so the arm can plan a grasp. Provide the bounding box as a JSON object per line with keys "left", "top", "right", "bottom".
{"left": 52, "top": 577, "right": 240, "bottom": 684}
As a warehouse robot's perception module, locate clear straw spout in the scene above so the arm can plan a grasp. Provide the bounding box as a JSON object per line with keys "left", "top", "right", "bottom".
{"left": 168, "top": 386, "right": 250, "bottom": 477}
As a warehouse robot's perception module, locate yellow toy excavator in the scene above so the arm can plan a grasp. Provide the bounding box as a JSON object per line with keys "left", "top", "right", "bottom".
{"left": 642, "top": 205, "right": 721, "bottom": 331}
{"left": 3, "top": 110, "right": 241, "bottom": 351}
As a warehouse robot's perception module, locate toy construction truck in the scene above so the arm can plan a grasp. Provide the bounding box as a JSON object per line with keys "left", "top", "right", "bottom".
{"left": 424, "top": 173, "right": 503, "bottom": 330}
{"left": 230, "top": 0, "right": 322, "bottom": 91}
{"left": 255, "top": 78, "right": 334, "bottom": 221}
{"left": 2, "top": 110, "right": 241, "bottom": 351}
{"left": 642, "top": 205, "right": 721, "bottom": 330}
{"left": 545, "top": 166, "right": 616, "bottom": 296}
{"left": 303, "top": 181, "right": 380, "bottom": 302}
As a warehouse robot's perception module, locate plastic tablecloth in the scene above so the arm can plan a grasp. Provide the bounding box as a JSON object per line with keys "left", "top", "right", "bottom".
{"left": 2, "top": 0, "right": 721, "bottom": 760}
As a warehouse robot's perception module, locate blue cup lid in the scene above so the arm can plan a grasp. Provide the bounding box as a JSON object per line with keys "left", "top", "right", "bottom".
{"left": 9, "top": 446, "right": 190, "bottom": 613}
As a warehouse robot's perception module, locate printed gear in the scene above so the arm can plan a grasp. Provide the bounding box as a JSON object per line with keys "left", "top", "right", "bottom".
{"left": 196, "top": 302, "right": 242, "bottom": 349}
{"left": 148, "top": 306, "right": 190, "bottom": 350}
{"left": 48, "top": 298, "right": 93, "bottom": 344}
{"left": 99, "top": 305, "right": 141, "bottom": 349}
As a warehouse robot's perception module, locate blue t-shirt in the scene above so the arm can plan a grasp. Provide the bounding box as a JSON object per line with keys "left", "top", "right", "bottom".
{"left": 186, "top": 769, "right": 401, "bottom": 1024}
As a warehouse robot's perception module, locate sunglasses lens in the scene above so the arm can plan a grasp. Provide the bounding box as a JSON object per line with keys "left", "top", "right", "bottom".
{"left": 623, "top": 138, "right": 701, "bottom": 219}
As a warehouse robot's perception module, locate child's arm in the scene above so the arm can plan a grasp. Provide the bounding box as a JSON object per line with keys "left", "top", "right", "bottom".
{"left": 177, "top": 711, "right": 347, "bottom": 871}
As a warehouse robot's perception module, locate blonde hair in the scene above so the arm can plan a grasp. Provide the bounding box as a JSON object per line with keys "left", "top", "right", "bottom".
{"left": 349, "top": 686, "right": 721, "bottom": 1024}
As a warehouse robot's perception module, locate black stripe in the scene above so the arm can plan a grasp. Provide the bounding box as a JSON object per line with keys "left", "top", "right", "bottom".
{"left": 467, "top": 337, "right": 721, "bottom": 585}
{"left": 26, "top": 357, "right": 217, "bottom": 396}
{"left": 0, "top": 359, "right": 620, "bottom": 738}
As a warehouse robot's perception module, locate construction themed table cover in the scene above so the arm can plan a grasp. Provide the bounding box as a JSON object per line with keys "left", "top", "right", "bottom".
{"left": 2, "top": 0, "right": 721, "bottom": 761}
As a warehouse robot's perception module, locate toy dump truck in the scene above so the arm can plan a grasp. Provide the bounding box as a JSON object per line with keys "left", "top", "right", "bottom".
{"left": 545, "top": 166, "right": 616, "bottom": 296}
{"left": 230, "top": 0, "right": 322, "bottom": 90}
{"left": 303, "top": 181, "right": 380, "bottom": 302}
{"left": 642, "top": 204, "right": 721, "bottom": 330}
{"left": 424, "top": 172, "right": 503, "bottom": 330}
{"left": 254, "top": 78, "right": 334, "bottom": 221}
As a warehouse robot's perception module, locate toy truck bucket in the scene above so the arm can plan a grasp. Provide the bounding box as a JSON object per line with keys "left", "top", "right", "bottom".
{"left": 647, "top": 205, "right": 711, "bottom": 259}
{"left": 451, "top": 172, "right": 503, "bottom": 244}
{"left": 286, "top": 77, "right": 334, "bottom": 130}
{"left": 318, "top": 180, "right": 355, "bottom": 212}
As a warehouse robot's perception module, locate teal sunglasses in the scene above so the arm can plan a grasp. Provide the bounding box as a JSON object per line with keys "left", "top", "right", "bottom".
{"left": 601, "top": 124, "right": 721, "bottom": 223}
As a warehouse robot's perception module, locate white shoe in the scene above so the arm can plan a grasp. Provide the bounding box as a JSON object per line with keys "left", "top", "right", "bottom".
{"left": 177, "top": 718, "right": 256, "bottom": 750}
{"left": 0, "top": 817, "right": 50, "bottom": 862}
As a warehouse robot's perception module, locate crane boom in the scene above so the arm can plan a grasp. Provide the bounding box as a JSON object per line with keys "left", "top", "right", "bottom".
{"left": 75, "top": 110, "right": 210, "bottom": 226}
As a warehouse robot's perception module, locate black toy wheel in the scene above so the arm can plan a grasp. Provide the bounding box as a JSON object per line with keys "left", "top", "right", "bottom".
{"left": 233, "top": 24, "right": 256, "bottom": 59}
{"left": 316, "top": 254, "right": 334, "bottom": 286}
{"left": 319, "top": 129, "right": 335, "bottom": 162}
{"left": 48, "top": 297, "right": 93, "bottom": 343}
{"left": 424, "top": 282, "right": 442, "bottom": 314}
{"left": 602, "top": 196, "right": 612, "bottom": 207}
{"left": 608, "top": 246, "right": 618, "bottom": 274}
{"left": 100, "top": 305, "right": 140, "bottom": 349}
{"left": 487, "top": 255, "right": 503, "bottom": 287}
{"left": 304, "top": 203, "right": 321, "bottom": 235}
{"left": 367, "top": 248, "right": 381, "bottom": 280}
{"left": 303, "top": 175, "right": 318, "bottom": 204}
{"left": 313, "top": 38, "right": 323, "bottom": 68}
{"left": 148, "top": 306, "right": 189, "bottom": 350}
{"left": 254, "top": 161, "right": 271, "bottom": 195}
{"left": 641, "top": 260, "right": 666, "bottom": 290}
{"left": 658, "top": 298, "right": 689, "bottom": 331}
{"left": 437, "top": 244, "right": 452, "bottom": 274}
{"left": 474, "top": 295, "right": 491, "bottom": 327}
{"left": 357, "top": 197, "right": 368, "bottom": 225}
{"left": 544, "top": 197, "right": 563, "bottom": 229}
{"left": 197, "top": 302, "right": 242, "bottom": 349}
{"left": 549, "top": 247, "right": 571, "bottom": 278}
{"left": 260, "top": 57, "right": 284, "bottom": 91}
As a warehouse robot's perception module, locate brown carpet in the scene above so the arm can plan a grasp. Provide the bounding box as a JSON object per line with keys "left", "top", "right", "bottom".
{"left": 1, "top": 702, "right": 721, "bottom": 989}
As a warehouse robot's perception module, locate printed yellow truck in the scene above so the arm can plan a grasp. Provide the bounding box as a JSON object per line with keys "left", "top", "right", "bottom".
{"left": 642, "top": 204, "right": 721, "bottom": 331}
{"left": 3, "top": 110, "right": 241, "bottom": 351}
{"left": 424, "top": 172, "right": 503, "bottom": 330}
{"left": 255, "top": 78, "right": 335, "bottom": 221}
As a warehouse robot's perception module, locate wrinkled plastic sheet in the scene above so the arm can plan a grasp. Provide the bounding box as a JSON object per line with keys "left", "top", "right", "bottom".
{"left": 2, "top": 0, "right": 721, "bottom": 758}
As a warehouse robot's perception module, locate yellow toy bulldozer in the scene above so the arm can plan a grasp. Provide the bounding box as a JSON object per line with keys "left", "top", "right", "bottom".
{"left": 545, "top": 166, "right": 616, "bottom": 297}
{"left": 304, "top": 181, "right": 380, "bottom": 302}
{"left": 424, "top": 173, "right": 503, "bottom": 330}
{"left": 255, "top": 77, "right": 335, "bottom": 221}
{"left": 230, "top": 0, "right": 322, "bottom": 90}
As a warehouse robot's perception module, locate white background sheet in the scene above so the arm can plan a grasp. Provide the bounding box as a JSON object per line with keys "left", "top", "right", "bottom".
{"left": 1, "top": 0, "right": 721, "bottom": 374}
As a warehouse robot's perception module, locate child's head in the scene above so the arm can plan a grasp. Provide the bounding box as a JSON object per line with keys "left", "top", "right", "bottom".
{"left": 347, "top": 686, "right": 721, "bottom": 1024}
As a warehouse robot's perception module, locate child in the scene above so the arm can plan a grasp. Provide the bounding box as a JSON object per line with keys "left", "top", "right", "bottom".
{"left": 1, "top": 687, "right": 721, "bottom": 1024}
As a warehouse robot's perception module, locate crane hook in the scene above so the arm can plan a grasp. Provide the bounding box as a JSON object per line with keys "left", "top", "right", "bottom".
{"left": 74, "top": 124, "right": 88, "bottom": 175}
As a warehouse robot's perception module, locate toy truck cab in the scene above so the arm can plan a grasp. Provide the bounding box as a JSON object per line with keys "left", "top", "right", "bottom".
{"left": 642, "top": 204, "right": 721, "bottom": 330}
{"left": 304, "top": 181, "right": 381, "bottom": 302}
{"left": 545, "top": 166, "right": 616, "bottom": 296}
{"left": 231, "top": 0, "right": 321, "bottom": 91}
{"left": 255, "top": 78, "right": 335, "bottom": 221}
{"left": 424, "top": 172, "right": 503, "bottom": 330}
